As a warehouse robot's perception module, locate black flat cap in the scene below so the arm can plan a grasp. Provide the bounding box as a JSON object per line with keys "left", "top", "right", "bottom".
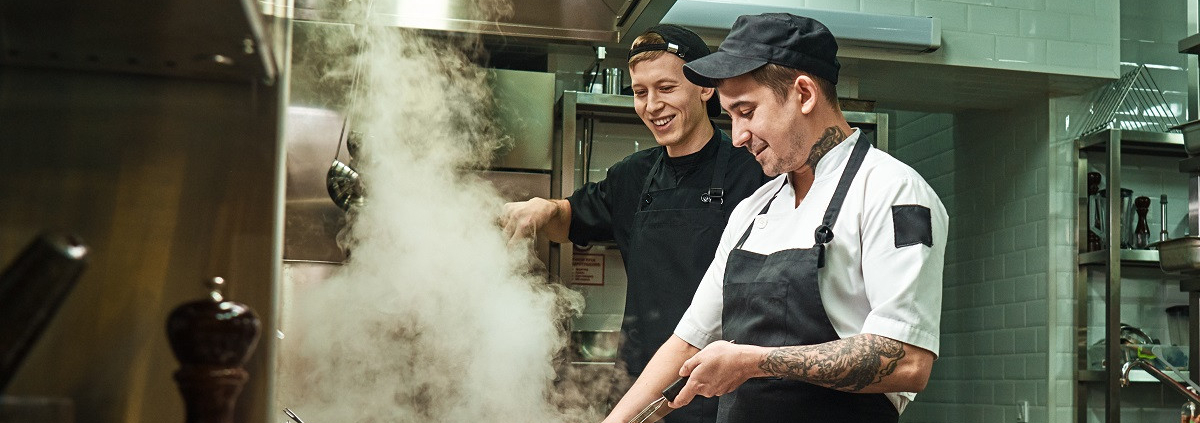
{"left": 629, "top": 24, "right": 723, "bottom": 117}
{"left": 683, "top": 13, "right": 840, "bottom": 88}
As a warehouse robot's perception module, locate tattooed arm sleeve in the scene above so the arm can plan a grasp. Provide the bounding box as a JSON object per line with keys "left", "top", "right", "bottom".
{"left": 756, "top": 333, "right": 934, "bottom": 393}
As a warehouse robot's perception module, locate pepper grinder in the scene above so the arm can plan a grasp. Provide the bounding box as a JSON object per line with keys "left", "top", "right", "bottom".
{"left": 166, "top": 277, "right": 261, "bottom": 423}
{"left": 1087, "top": 172, "right": 1102, "bottom": 251}
{"left": 1134, "top": 196, "right": 1151, "bottom": 249}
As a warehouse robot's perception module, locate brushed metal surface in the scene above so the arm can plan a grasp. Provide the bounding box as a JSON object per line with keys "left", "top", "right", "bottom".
{"left": 0, "top": 62, "right": 283, "bottom": 423}
{"left": 0, "top": 0, "right": 276, "bottom": 83}
{"left": 283, "top": 106, "right": 350, "bottom": 263}
{"left": 265, "top": 0, "right": 677, "bottom": 43}
{"left": 490, "top": 69, "right": 555, "bottom": 171}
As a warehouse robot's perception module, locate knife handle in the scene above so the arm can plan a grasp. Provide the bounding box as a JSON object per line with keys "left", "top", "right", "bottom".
{"left": 662, "top": 376, "right": 689, "bottom": 402}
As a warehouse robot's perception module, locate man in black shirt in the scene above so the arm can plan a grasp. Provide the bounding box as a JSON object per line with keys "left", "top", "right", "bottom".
{"left": 501, "top": 25, "right": 768, "bottom": 423}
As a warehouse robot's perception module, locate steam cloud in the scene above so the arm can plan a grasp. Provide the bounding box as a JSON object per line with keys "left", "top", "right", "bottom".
{"left": 278, "top": 1, "right": 629, "bottom": 422}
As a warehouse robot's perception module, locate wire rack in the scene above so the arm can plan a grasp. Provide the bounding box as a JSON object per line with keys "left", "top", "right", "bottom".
{"left": 1073, "top": 64, "right": 1180, "bottom": 138}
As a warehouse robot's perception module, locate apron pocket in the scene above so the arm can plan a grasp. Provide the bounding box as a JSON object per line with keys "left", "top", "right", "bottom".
{"left": 722, "top": 281, "right": 788, "bottom": 346}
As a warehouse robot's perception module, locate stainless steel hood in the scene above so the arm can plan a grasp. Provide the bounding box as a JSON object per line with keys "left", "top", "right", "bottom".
{"left": 0, "top": 0, "right": 277, "bottom": 83}
{"left": 266, "top": 0, "right": 678, "bottom": 44}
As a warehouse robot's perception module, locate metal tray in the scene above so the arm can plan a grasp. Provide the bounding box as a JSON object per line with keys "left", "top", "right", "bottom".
{"left": 1154, "top": 236, "right": 1200, "bottom": 272}
{"left": 1172, "top": 120, "right": 1200, "bottom": 155}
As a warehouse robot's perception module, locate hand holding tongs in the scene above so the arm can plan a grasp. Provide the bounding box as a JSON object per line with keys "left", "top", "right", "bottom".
{"left": 626, "top": 376, "right": 689, "bottom": 423}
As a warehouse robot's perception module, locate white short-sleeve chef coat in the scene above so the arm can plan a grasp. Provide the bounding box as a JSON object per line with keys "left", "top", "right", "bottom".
{"left": 674, "top": 128, "right": 947, "bottom": 413}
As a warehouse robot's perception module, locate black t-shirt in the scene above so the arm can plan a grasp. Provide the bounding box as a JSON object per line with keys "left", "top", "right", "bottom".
{"left": 566, "top": 123, "right": 770, "bottom": 254}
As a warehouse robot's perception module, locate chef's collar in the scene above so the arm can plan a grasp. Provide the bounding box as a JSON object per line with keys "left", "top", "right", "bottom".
{"left": 812, "top": 128, "right": 862, "bottom": 181}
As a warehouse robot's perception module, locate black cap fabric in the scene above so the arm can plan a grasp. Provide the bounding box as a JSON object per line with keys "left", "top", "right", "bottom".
{"left": 683, "top": 13, "right": 840, "bottom": 88}
{"left": 629, "top": 24, "right": 722, "bottom": 117}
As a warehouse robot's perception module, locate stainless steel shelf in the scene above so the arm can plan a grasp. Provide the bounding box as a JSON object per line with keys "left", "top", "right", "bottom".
{"left": 1078, "top": 249, "right": 1162, "bottom": 267}
{"left": 1079, "top": 369, "right": 1190, "bottom": 383}
{"left": 1077, "top": 129, "right": 1186, "bottom": 157}
{"left": 1181, "top": 33, "right": 1200, "bottom": 55}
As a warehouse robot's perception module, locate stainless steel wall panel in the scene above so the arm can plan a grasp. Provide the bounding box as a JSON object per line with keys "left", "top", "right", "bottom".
{"left": 0, "top": 65, "right": 283, "bottom": 423}
{"left": 490, "top": 69, "right": 555, "bottom": 171}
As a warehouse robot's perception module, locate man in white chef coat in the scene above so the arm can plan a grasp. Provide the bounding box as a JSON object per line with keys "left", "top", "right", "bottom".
{"left": 599, "top": 13, "right": 947, "bottom": 423}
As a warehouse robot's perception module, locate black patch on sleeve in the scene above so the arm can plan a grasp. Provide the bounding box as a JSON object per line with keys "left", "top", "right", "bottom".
{"left": 892, "top": 205, "right": 933, "bottom": 248}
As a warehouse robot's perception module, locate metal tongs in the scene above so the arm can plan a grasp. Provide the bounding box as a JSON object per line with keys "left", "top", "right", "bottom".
{"left": 626, "top": 376, "right": 689, "bottom": 423}
{"left": 284, "top": 408, "right": 306, "bottom": 423}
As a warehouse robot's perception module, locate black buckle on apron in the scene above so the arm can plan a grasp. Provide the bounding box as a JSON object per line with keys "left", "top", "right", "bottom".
{"left": 700, "top": 188, "right": 724, "bottom": 204}
{"left": 814, "top": 225, "right": 834, "bottom": 244}
{"left": 814, "top": 226, "right": 833, "bottom": 269}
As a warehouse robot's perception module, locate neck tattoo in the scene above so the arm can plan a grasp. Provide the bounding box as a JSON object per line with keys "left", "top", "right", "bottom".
{"left": 805, "top": 126, "right": 848, "bottom": 169}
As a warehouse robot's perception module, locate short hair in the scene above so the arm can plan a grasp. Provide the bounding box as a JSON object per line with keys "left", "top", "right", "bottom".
{"left": 749, "top": 63, "right": 839, "bottom": 108}
{"left": 628, "top": 32, "right": 666, "bottom": 67}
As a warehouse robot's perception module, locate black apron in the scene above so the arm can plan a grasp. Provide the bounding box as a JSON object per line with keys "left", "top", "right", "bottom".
{"left": 622, "top": 138, "right": 731, "bottom": 423}
{"left": 717, "top": 136, "right": 898, "bottom": 423}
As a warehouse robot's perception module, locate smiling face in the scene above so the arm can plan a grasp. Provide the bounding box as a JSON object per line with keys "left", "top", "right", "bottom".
{"left": 718, "top": 72, "right": 810, "bottom": 177}
{"left": 630, "top": 54, "right": 715, "bottom": 156}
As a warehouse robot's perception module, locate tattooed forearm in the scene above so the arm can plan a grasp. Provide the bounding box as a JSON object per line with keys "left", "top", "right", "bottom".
{"left": 758, "top": 334, "right": 906, "bottom": 392}
{"left": 805, "top": 126, "right": 848, "bottom": 169}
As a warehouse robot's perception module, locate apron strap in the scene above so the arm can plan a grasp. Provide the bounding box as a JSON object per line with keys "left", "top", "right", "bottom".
{"left": 700, "top": 132, "right": 732, "bottom": 210}
{"left": 637, "top": 148, "right": 666, "bottom": 212}
{"left": 733, "top": 182, "right": 786, "bottom": 249}
{"left": 731, "top": 131, "right": 872, "bottom": 251}
{"left": 814, "top": 133, "right": 871, "bottom": 245}
{"left": 638, "top": 126, "right": 732, "bottom": 212}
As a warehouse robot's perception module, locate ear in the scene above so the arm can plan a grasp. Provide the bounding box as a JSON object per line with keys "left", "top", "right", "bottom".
{"left": 700, "top": 86, "right": 715, "bottom": 102}
{"left": 793, "top": 74, "right": 820, "bottom": 115}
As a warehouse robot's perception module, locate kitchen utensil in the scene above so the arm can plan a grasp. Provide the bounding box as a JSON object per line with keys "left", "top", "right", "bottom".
{"left": 0, "top": 233, "right": 88, "bottom": 395}
{"left": 1087, "top": 172, "right": 1102, "bottom": 251}
{"left": 167, "top": 277, "right": 260, "bottom": 423}
{"left": 284, "top": 408, "right": 306, "bottom": 423}
{"left": 1161, "top": 195, "right": 1170, "bottom": 242}
{"left": 326, "top": 159, "right": 362, "bottom": 211}
{"left": 1168, "top": 305, "right": 1189, "bottom": 346}
{"left": 1135, "top": 196, "right": 1151, "bottom": 249}
{"left": 1174, "top": 119, "right": 1200, "bottom": 155}
{"left": 626, "top": 376, "right": 689, "bottom": 423}
{"left": 1099, "top": 188, "right": 1135, "bottom": 249}
{"left": 1154, "top": 236, "right": 1200, "bottom": 272}
{"left": 325, "top": 119, "right": 363, "bottom": 211}
{"left": 605, "top": 68, "right": 624, "bottom": 94}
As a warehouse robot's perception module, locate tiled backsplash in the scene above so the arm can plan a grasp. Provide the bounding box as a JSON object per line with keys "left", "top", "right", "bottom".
{"left": 709, "top": 0, "right": 1120, "bottom": 77}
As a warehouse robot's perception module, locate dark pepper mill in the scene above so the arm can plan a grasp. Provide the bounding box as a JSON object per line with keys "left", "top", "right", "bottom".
{"left": 1086, "top": 172, "right": 1102, "bottom": 251}
{"left": 166, "top": 277, "right": 261, "bottom": 423}
{"left": 1134, "top": 196, "right": 1151, "bottom": 249}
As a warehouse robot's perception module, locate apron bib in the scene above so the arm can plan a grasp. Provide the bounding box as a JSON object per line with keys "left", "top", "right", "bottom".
{"left": 717, "top": 136, "right": 898, "bottom": 423}
{"left": 623, "top": 138, "right": 731, "bottom": 423}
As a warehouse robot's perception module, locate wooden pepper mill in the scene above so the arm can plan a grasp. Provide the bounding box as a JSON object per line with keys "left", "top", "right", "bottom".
{"left": 1134, "top": 196, "right": 1151, "bottom": 249}
{"left": 166, "top": 277, "right": 261, "bottom": 423}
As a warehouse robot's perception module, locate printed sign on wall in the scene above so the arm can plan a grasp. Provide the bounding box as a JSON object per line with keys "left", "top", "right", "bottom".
{"left": 572, "top": 252, "right": 605, "bottom": 286}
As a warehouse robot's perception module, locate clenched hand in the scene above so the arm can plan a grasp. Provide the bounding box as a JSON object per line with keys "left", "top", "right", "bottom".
{"left": 500, "top": 198, "right": 559, "bottom": 243}
{"left": 670, "top": 341, "right": 767, "bottom": 408}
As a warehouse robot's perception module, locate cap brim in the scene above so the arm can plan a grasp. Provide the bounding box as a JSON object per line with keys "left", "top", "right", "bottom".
{"left": 683, "top": 52, "right": 768, "bottom": 88}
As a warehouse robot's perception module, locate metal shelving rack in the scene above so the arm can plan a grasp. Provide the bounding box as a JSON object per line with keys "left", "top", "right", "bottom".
{"left": 1074, "top": 128, "right": 1188, "bottom": 423}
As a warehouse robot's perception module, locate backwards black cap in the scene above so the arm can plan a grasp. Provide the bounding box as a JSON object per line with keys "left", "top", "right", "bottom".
{"left": 629, "top": 24, "right": 722, "bottom": 118}
{"left": 683, "top": 13, "right": 840, "bottom": 88}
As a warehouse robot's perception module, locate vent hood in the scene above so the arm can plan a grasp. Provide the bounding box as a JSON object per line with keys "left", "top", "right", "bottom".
{"left": 270, "top": 0, "right": 680, "bottom": 44}
{"left": 660, "top": 0, "right": 940, "bottom": 52}
{"left": 0, "top": 0, "right": 277, "bottom": 83}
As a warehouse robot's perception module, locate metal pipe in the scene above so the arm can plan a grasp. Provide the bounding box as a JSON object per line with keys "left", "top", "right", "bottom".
{"left": 1120, "top": 359, "right": 1200, "bottom": 404}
